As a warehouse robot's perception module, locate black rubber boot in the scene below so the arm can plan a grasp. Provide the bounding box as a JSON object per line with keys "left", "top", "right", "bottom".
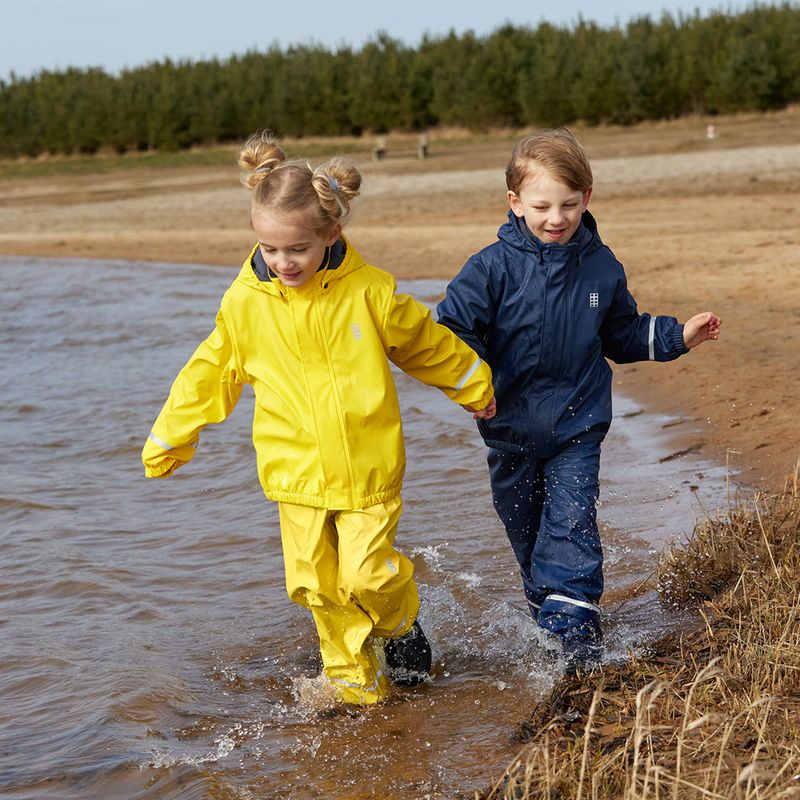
{"left": 562, "top": 625, "right": 604, "bottom": 675}
{"left": 384, "top": 620, "right": 432, "bottom": 686}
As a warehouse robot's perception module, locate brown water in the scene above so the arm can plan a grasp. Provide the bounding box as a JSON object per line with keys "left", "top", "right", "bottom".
{"left": 0, "top": 257, "right": 731, "bottom": 800}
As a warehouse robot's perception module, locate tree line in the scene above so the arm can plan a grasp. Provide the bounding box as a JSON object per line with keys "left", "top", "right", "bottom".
{"left": 1, "top": 4, "right": 798, "bottom": 158}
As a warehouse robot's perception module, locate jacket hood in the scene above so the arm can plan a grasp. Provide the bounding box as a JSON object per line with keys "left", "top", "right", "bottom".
{"left": 498, "top": 210, "right": 602, "bottom": 262}
{"left": 235, "top": 236, "right": 364, "bottom": 297}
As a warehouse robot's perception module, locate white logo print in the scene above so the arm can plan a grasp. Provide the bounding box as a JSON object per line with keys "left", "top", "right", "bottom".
{"left": 351, "top": 323, "right": 362, "bottom": 341}
{"left": 386, "top": 558, "right": 398, "bottom": 574}
{"left": 589, "top": 292, "right": 599, "bottom": 308}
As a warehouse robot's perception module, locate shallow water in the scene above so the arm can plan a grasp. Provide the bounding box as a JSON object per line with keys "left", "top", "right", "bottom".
{"left": 0, "top": 256, "right": 731, "bottom": 799}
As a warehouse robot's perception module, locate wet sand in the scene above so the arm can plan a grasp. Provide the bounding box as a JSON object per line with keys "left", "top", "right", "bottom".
{"left": 2, "top": 112, "right": 799, "bottom": 489}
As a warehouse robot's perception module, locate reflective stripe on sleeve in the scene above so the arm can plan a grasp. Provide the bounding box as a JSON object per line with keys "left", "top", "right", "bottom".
{"left": 455, "top": 357, "right": 481, "bottom": 390}
{"left": 149, "top": 432, "right": 175, "bottom": 451}
{"left": 547, "top": 593, "right": 601, "bottom": 615}
{"left": 148, "top": 432, "right": 198, "bottom": 451}
{"left": 648, "top": 316, "right": 656, "bottom": 361}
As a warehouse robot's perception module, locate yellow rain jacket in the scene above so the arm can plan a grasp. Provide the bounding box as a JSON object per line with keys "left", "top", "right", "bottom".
{"left": 142, "top": 239, "right": 493, "bottom": 508}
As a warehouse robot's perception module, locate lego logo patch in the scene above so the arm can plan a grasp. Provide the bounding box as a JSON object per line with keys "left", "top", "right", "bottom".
{"left": 589, "top": 292, "right": 599, "bottom": 308}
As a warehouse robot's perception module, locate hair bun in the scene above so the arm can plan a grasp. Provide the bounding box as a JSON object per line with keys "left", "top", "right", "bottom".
{"left": 238, "top": 132, "right": 287, "bottom": 189}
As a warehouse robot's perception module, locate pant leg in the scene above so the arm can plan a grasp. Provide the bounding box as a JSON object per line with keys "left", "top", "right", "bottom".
{"left": 334, "top": 495, "right": 419, "bottom": 638}
{"left": 278, "top": 502, "right": 388, "bottom": 705}
{"left": 488, "top": 441, "right": 604, "bottom": 645}
{"left": 533, "top": 440, "right": 603, "bottom": 604}
{"left": 534, "top": 440, "right": 604, "bottom": 649}
{"left": 487, "top": 447, "right": 547, "bottom": 618}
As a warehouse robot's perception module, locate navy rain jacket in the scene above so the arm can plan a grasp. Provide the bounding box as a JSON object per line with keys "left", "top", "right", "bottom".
{"left": 436, "top": 210, "right": 688, "bottom": 458}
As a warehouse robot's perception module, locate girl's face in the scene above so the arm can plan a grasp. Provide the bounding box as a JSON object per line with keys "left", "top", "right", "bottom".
{"left": 252, "top": 207, "right": 339, "bottom": 288}
{"left": 508, "top": 168, "right": 592, "bottom": 245}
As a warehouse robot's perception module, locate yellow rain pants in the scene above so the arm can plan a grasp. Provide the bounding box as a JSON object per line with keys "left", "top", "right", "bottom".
{"left": 278, "top": 495, "right": 418, "bottom": 705}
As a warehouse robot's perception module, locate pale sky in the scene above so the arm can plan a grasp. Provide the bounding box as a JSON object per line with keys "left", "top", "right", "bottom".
{"left": 3, "top": 0, "right": 748, "bottom": 80}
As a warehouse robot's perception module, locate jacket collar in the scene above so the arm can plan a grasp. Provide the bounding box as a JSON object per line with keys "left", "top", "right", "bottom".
{"left": 236, "top": 235, "right": 363, "bottom": 297}
{"left": 498, "top": 209, "right": 602, "bottom": 262}
{"left": 250, "top": 237, "right": 347, "bottom": 282}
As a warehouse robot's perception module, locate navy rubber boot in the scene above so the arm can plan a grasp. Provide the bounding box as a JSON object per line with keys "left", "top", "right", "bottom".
{"left": 538, "top": 596, "right": 604, "bottom": 674}
{"left": 384, "top": 620, "right": 432, "bottom": 686}
{"left": 560, "top": 623, "right": 604, "bottom": 675}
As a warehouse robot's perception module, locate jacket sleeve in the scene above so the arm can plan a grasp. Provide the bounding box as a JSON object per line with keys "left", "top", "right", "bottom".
{"left": 381, "top": 280, "right": 494, "bottom": 410}
{"left": 142, "top": 309, "right": 244, "bottom": 478}
{"left": 435, "top": 257, "right": 495, "bottom": 360}
{"left": 601, "top": 276, "right": 688, "bottom": 364}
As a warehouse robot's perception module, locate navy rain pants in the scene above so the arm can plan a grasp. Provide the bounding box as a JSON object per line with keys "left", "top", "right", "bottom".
{"left": 488, "top": 439, "right": 604, "bottom": 651}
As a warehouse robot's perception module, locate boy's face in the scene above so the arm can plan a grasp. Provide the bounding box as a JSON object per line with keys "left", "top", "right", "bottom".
{"left": 508, "top": 169, "right": 592, "bottom": 245}
{"left": 252, "top": 207, "right": 339, "bottom": 288}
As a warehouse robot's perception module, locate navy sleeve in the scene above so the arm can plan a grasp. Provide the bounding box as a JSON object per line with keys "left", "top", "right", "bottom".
{"left": 601, "top": 277, "right": 688, "bottom": 364}
{"left": 435, "top": 257, "right": 495, "bottom": 360}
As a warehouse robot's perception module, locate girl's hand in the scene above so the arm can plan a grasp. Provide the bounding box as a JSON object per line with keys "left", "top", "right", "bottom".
{"left": 462, "top": 395, "right": 496, "bottom": 420}
{"left": 683, "top": 312, "right": 722, "bottom": 349}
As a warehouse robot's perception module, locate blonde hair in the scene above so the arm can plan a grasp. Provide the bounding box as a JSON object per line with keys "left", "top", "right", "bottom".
{"left": 505, "top": 128, "right": 593, "bottom": 195}
{"left": 238, "top": 131, "right": 361, "bottom": 234}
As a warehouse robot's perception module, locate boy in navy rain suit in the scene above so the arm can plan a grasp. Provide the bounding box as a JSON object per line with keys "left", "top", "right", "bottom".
{"left": 436, "top": 129, "right": 721, "bottom": 671}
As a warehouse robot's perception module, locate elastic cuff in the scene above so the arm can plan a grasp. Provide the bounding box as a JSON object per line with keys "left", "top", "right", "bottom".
{"left": 672, "top": 324, "right": 689, "bottom": 356}
{"left": 144, "top": 460, "right": 178, "bottom": 478}
{"left": 470, "top": 388, "right": 495, "bottom": 411}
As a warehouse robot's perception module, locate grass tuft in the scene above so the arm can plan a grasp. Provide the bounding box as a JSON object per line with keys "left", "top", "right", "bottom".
{"left": 477, "top": 464, "right": 800, "bottom": 800}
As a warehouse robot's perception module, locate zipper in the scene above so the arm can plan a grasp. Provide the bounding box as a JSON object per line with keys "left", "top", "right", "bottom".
{"left": 551, "top": 253, "right": 576, "bottom": 441}
{"left": 313, "top": 285, "right": 356, "bottom": 500}
{"left": 537, "top": 256, "right": 555, "bottom": 448}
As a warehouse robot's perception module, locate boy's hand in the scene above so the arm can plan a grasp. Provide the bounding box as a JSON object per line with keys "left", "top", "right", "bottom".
{"left": 462, "top": 396, "right": 496, "bottom": 420}
{"left": 683, "top": 311, "right": 722, "bottom": 349}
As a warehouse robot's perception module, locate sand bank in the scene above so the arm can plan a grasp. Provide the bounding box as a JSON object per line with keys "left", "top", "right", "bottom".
{"left": 1, "top": 124, "right": 798, "bottom": 490}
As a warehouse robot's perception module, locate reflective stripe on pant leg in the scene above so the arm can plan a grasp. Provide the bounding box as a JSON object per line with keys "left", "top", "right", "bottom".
{"left": 278, "top": 502, "right": 388, "bottom": 704}
{"left": 537, "top": 593, "right": 603, "bottom": 655}
{"left": 334, "top": 495, "right": 419, "bottom": 639}
{"left": 487, "top": 447, "right": 548, "bottom": 617}
{"left": 533, "top": 439, "right": 604, "bottom": 612}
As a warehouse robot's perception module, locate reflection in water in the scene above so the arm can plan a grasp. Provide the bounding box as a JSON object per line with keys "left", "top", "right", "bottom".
{"left": 0, "top": 258, "right": 730, "bottom": 799}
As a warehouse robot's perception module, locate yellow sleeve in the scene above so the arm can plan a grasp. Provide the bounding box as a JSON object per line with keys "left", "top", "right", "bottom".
{"left": 142, "top": 309, "right": 244, "bottom": 478}
{"left": 382, "top": 284, "right": 494, "bottom": 409}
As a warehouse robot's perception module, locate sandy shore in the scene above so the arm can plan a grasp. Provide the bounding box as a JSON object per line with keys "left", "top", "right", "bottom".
{"left": 2, "top": 118, "right": 798, "bottom": 492}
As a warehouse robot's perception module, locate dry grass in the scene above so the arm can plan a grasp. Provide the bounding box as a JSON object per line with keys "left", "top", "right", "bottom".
{"left": 477, "top": 466, "right": 800, "bottom": 800}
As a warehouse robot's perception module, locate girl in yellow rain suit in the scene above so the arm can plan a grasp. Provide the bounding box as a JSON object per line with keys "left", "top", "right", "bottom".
{"left": 142, "top": 132, "right": 495, "bottom": 705}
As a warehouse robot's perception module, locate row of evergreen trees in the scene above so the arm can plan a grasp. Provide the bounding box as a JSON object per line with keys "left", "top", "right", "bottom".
{"left": 1, "top": 4, "right": 798, "bottom": 158}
